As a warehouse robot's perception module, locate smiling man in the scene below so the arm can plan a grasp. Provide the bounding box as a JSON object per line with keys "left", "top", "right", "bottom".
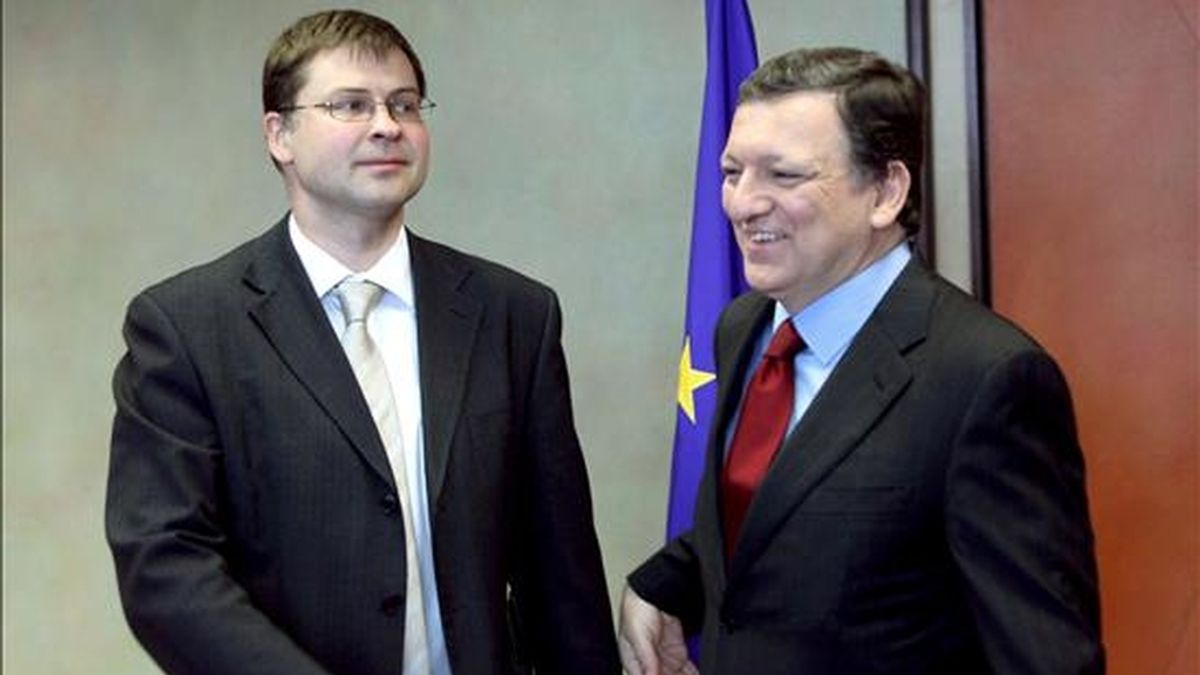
{"left": 619, "top": 48, "right": 1103, "bottom": 675}
{"left": 106, "top": 10, "right": 618, "bottom": 675}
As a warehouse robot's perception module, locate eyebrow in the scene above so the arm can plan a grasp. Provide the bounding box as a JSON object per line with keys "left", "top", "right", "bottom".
{"left": 721, "top": 152, "right": 801, "bottom": 166}
{"left": 326, "top": 86, "right": 421, "bottom": 97}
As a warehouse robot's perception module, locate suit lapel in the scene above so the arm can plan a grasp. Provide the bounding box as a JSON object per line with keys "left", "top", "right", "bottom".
{"left": 728, "top": 262, "right": 934, "bottom": 576}
{"left": 711, "top": 299, "right": 775, "bottom": 453}
{"left": 700, "top": 296, "right": 775, "bottom": 587}
{"left": 409, "top": 234, "right": 482, "bottom": 510}
{"left": 242, "top": 218, "right": 396, "bottom": 489}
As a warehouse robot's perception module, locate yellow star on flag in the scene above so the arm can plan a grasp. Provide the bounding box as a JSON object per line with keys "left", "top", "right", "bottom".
{"left": 677, "top": 336, "right": 716, "bottom": 424}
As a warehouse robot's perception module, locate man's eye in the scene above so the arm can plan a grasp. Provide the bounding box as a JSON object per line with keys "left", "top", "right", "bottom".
{"left": 389, "top": 98, "right": 420, "bottom": 115}
{"left": 334, "top": 98, "right": 372, "bottom": 115}
{"left": 773, "top": 171, "right": 810, "bottom": 183}
{"left": 721, "top": 166, "right": 742, "bottom": 181}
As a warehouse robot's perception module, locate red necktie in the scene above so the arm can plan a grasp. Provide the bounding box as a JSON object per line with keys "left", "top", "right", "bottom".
{"left": 721, "top": 320, "right": 805, "bottom": 560}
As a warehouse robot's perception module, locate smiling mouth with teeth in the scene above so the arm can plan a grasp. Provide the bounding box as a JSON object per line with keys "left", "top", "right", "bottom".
{"left": 748, "top": 231, "right": 785, "bottom": 243}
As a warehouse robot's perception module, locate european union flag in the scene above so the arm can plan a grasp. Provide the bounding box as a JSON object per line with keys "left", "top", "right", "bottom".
{"left": 667, "top": 0, "right": 758, "bottom": 541}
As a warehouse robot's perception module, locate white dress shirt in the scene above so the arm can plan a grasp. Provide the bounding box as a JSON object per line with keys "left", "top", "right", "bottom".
{"left": 289, "top": 216, "right": 451, "bottom": 675}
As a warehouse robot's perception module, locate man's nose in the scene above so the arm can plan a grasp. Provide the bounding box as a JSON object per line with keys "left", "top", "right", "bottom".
{"left": 723, "top": 174, "right": 771, "bottom": 222}
{"left": 369, "top": 104, "right": 404, "bottom": 139}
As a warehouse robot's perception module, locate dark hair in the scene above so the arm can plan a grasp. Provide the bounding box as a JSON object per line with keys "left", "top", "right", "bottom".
{"left": 739, "top": 47, "right": 925, "bottom": 235}
{"left": 262, "top": 9, "right": 426, "bottom": 115}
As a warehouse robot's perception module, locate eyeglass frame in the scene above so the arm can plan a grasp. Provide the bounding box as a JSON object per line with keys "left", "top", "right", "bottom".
{"left": 276, "top": 91, "right": 437, "bottom": 124}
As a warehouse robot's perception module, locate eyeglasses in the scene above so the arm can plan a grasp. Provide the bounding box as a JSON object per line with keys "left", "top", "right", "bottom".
{"left": 278, "top": 92, "right": 436, "bottom": 123}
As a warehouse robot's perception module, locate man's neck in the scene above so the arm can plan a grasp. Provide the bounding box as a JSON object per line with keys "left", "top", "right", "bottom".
{"left": 291, "top": 203, "right": 406, "bottom": 272}
{"left": 778, "top": 228, "right": 907, "bottom": 314}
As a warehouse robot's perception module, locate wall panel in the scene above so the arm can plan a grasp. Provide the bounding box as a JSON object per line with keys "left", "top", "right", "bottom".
{"left": 983, "top": 1, "right": 1198, "bottom": 671}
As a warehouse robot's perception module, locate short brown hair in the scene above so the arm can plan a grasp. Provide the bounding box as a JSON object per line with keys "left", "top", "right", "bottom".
{"left": 739, "top": 47, "right": 925, "bottom": 235}
{"left": 262, "top": 9, "right": 426, "bottom": 115}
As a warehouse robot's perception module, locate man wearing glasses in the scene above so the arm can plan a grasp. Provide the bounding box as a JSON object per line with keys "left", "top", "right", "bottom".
{"left": 106, "top": 10, "right": 619, "bottom": 675}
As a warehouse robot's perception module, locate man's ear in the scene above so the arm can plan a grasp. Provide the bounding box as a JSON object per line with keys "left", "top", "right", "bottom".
{"left": 869, "top": 160, "right": 911, "bottom": 229}
{"left": 263, "top": 112, "right": 294, "bottom": 166}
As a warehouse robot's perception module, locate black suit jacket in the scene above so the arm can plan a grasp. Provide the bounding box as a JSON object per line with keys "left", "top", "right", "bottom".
{"left": 106, "top": 218, "right": 620, "bottom": 675}
{"left": 630, "top": 261, "right": 1103, "bottom": 674}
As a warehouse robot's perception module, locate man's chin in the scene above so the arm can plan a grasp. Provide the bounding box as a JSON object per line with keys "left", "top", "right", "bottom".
{"left": 340, "top": 197, "right": 408, "bottom": 223}
{"left": 356, "top": 187, "right": 422, "bottom": 212}
{"left": 743, "top": 266, "right": 785, "bottom": 296}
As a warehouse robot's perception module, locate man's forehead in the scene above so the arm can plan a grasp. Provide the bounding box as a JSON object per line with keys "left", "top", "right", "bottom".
{"left": 725, "top": 92, "right": 850, "bottom": 163}
{"left": 300, "top": 46, "right": 417, "bottom": 88}
{"left": 731, "top": 92, "right": 844, "bottom": 133}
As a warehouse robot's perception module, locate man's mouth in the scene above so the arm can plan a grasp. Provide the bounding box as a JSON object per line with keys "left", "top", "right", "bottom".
{"left": 741, "top": 227, "right": 787, "bottom": 244}
{"left": 358, "top": 158, "right": 409, "bottom": 167}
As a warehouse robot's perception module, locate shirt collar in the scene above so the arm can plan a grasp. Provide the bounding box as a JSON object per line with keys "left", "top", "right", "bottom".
{"left": 772, "top": 243, "right": 912, "bottom": 365}
{"left": 288, "top": 213, "right": 415, "bottom": 308}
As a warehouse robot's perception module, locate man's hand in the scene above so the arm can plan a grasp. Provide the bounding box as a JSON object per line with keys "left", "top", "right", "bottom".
{"left": 617, "top": 585, "right": 698, "bottom": 675}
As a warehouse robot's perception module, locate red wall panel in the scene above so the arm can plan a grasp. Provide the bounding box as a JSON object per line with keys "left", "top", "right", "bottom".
{"left": 983, "top": 1, "right": 1198, "bottom": 672}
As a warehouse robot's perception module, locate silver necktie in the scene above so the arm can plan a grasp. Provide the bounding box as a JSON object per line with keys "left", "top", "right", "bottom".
{"left": 335, "top": 280, "right": 430, "bottom": 675}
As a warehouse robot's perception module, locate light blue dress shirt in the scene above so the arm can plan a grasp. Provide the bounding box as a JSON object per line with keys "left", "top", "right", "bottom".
{"left": 727, "top": 243, "right": 913, "bottom": 453}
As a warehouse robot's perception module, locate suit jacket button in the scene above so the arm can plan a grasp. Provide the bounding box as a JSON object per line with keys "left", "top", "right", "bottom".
{"left": 380, "top": 594, "right": 403, "bottom": 617}
{"left": 380, "top": 494, "right": 399, "bottom": 516}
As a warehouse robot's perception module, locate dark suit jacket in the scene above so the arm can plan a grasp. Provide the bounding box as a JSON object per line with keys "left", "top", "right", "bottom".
{"left": 630, "top": 260, "right": 1103, "bottom": 674}
{"left": 106, "top": 218, "right": 620, "bottom": 675}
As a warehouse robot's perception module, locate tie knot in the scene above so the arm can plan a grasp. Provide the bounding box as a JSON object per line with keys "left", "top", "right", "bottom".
{"left": 335, "top": 280, "right": 384, "bottom": 325}
{"left": 763, "top": 320, "right": 805, "bottom": 360}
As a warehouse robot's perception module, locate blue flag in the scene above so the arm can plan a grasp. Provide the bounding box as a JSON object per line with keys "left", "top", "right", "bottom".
{"left": 667, "top": 0, "right": 758, "bottom": 541}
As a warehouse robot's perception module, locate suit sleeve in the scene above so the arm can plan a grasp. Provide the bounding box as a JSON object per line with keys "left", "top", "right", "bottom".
{"left": 509, "top": 288, "right": 621, "bottom": 674}
{"left": 946, "top": 349, "right": 1105, "bottom": 674}
{"left": 627, "top": 298, "right": 745, "bottom": 633}
{"left": 106, "top": 292, "right": 332, "bottom": 675}
{"left": 626, "top": 530, "right": 706, "bottom": 633}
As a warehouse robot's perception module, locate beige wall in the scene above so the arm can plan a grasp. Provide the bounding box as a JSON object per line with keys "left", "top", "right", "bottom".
{"left": 1, "top": 1, "right": 904, "bottom": 672}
